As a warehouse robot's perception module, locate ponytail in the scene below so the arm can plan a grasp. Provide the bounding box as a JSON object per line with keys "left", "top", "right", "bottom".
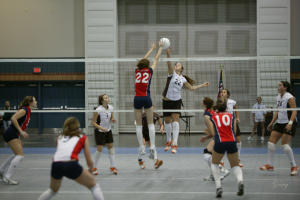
{"left": 281, "top": 81, "right": 295, "bottom": 96}
{"left": 19, "top": 96, "right": 34, "bottom": 108}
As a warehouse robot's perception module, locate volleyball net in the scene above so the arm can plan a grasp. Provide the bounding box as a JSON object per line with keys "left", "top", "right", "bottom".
{"left": 0, "top": 56, "right": 299, "bottom": 134}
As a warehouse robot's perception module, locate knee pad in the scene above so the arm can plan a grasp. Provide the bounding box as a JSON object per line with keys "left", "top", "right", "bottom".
{"left": 268, "top": 142, "right": 276, "bottom": 152}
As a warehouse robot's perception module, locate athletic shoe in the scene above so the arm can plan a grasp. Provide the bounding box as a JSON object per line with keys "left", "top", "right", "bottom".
{"left": 261, "top": 136, "right": 264, "bottom": 142}
{"left": 149, "top": 148, "right": 155, "bottom": 159}
{"left": 203, "top": 174, "right": 214, "bottom": 181}
{"left": 154, "top": 160, "right": 163, "bottom": 169}
{"left": 3, "top": 176, "right": 19, "bottom": 185}
{"left": 92, "top": 168, "right": 98, "bottom": 175}
{"left": 138, "top": 160, "right": 145, "bottom": 169}
{"left": 290, "top": 166, "right": 299, "bottom": 176}
{"left": 171, "top": 145, "right": 178, "bottom": 154}
{"left": 237, "top": 182, "right": 244, "bottom": 196}
{"left": 216, "top": 188, "right": 223, "bottom": 198}
{"left": 164, "top": 142, "right": 171, "bottom": 152}
{"left": 110, "top": 167, "right": 118, "bottom": 175}
{"left": 247, "top": 136, "right": 252, "bottom": 141}
{"left": 259, "top": 164, "right": 274, "bottom": 171}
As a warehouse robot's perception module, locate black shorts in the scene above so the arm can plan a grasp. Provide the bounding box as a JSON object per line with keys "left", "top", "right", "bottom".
{"left": 2, "top": 126, "right": 19, "bottom": 143}
{"left": 94, "top": 130, "right": 114, "bottom": 145}
{"left": 203, "top": 148, "right": 212, "bottom": 154}
{"left": 51, "top": 161, "right": 83, "bottom": 180}
{"left": 134, "top": 96, "right": 152, "bottom": 109}
{"left": 214, "top": 142, "right": 238, "bottom": 154}
{"left": 162, "top": 99, "right": 182, "bottom": 117}
{"left": 142, "top": 126, "right": 150, "bottom": 142}
{"left": 273, "top": 122, "right": 297, "bottom": 136}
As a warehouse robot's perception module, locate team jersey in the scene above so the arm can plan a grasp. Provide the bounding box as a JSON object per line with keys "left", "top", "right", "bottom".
{"left": 277, "top": 92, "right": 297, "bottom": 124}
{"left": 135, "top": 67, "right": 153, "bottom": 97}
{"left": 53, "top": 134, "right": 87, "bottom": 162}
{"left": 163, "top": 71, "right": 187, "bottom": 101}
{"left": 210, "top": 112, "right": 235, "bottom": 143}
{"left": 226, "top": 99, "right": 236, "bottom": 115}
{"left": 252, "top": 103, "right": 266, "bottom": 122}
{"left": 95, "top": 105, "right": 113, "bottom": 132}
{"left": 9, "top": 106, "right": 31, "bottom": 135}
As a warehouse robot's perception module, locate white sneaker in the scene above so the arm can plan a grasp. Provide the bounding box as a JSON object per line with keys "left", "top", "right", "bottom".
{"left": 261, "top": 136, "right": 264, "bottom": 141}
{"left": 203, "top": 174, "right": 214, "bottom": 181}
{"left": 247, "top": 136, "right": 252, "bottom": 141}
{"left": 3, "top": 176, "right": 19, "bottom": 185}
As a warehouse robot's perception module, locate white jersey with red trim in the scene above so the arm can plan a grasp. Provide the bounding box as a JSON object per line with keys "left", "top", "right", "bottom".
{"left": 53, "top": 134, "right": 87, "bottom": 162}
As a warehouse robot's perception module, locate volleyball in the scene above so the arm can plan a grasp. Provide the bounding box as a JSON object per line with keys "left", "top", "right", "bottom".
{"left": 159, "top": 37, "right": 170, "bottom": 49}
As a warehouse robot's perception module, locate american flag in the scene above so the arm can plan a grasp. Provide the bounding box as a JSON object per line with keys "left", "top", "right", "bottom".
{"left": 218, "top": 65, "right": 224, "bottom": 97}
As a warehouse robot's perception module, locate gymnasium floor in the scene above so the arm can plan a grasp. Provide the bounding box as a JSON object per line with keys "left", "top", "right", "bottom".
{"left": 1, "top": 133, "right": 300, "bottom": 200}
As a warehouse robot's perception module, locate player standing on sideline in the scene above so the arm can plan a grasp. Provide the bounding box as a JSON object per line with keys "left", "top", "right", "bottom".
{"left": 91, "top": 94, "right": 118, "bottom": 175}
{"left": 38, "top": 117, "right": 104, "bottom": 200}
{"left": 260, "top": 81, "right": 298, "bottom": 176}
{"left": 0, "top": 96, "right": 37, "bottom": 185}
{"left": 134, "top": 41, "right": 164, "bottom": 169}
{"left": 163, "top": 48, "right": 209, "bottom": 154}
{"left": 248, "top": 97, "right": 266, "bottom": 141}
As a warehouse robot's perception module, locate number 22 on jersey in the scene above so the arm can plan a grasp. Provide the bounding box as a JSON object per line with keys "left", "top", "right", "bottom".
{"left": 136, "top": 72, "right": 150, "bottom": 83}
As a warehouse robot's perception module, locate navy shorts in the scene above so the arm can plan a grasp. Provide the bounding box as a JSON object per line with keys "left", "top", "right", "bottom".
{"left": 51, "top": 161, "right": 83, "bottom": 180}
{"left": 214, "top": 142, "right": 238, "bottom": 154}
{"left": 2, "top": 126, "right": 19, "bottom": 143}
{"left": 134, "top": 96, "right": 152, "bottom": 109}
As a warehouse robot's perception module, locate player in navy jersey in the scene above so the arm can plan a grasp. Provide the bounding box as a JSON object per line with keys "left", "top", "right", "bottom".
{"left": 0, "top": 96, "right": 37, "bottom": 185}
{"left": 38, "top": 117, "right": 104, "bottom": 200}
{"left": 260, "top": 81, "right": 298, "bottom": 176}
{"left": 134, "top": 42, "right": 164, "bottom": 169}
{"left": 205, "top": 99, "right": 244, "bottom": 198}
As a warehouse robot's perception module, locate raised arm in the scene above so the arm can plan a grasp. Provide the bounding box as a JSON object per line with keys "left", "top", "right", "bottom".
{"left": 166, "top": 48, "right": 173, "bottom": 75}
{"left": 83, "top": 138, "right": 94, "bottom": 173}
{"left": 143, "top": 42, "right": 156, "bottom": 59}
{"left": 184, "top": 82, "right": 209, "bottom": 91}
{"left": 151, "top": 46, "right": 163, "bottom": 70}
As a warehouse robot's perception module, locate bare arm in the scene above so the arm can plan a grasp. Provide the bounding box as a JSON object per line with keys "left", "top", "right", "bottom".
{"left": 233, "top": 105, "right": 240, "bottom": 123}
{"left": 288, "top": 97, "right": 297, "bottom": 122}
{"left": 11, "top": 109, "right": 28, "bottom": 138}
{"left": 184, "top": 82, "right": 209, "bottom": 91}
{"left": 83, "top": 138, "right": 94, "bottom": 172}
{"left": 111, "top": 112, "right": 116, "bottom": 123}
{"left": 166, "top": 48, "right": 173, "bottom": 75}
{"left": 151, "top": 47, "right": 163, "bottom": 70}
{"left": 143, "top": 42, "right": 156, "bottom": 59}
{"left": 205, "top": 116, "right": 215, "bottom": 137}
{"left": 91, "top": 112, "right": 107, "bottom": 132}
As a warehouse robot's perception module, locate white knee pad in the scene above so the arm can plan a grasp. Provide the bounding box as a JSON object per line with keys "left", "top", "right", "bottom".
{"left": 268, "top": 142, "right": 276, "bottom": 152}
{"left": 203, "top": 153, "right": 212, "bottom": 163}
{"left": 282, "top": 144, "right": 291, "bottom": 153}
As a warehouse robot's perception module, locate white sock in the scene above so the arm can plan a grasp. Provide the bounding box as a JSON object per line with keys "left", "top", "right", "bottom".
{"left": 108, "top": 148, "right": 116, "bottom": 167}
{"left": 148, "top": 124, "right": 155, "bottom": 149}
{"left": 267, "top": 141, "right": 276, "bottom": 166}
{"left": 152, "top": 148, "right": 158, "bottom": 160}
{"left": 136, "top": 125, "right": 143, "bottom": 146}
{"left": 94, "top": 150, "right": 102, "bottom": 169}
{"left": 172, "top": 121, "right": 179, "bottom": 146}
{"left": 138, "top": 145, "right": 145, "bottom": 161}
{"left": 165, "top": 122, "right": 172, "bottom": 142}
{"left": 237, "top": 142, "right": 242, "bottom": 158}
{"left": 5, "top": 155, "right": 24, "bottom": 179}
{"left": 211, "top": 164, "right": 221, "bottom": 188}
{"left": 282, "top": 144, "right": 297, "bottom": 167}
{"left": 232, "top": 166, "right": 243, "bottom": 184}
{"left": 203, "top": 153, "right": 212, "bottom": 175}
{"left": 0, "top": 155, "right": 15, "bottom": 174}
{"left": 91, "top": 184, "right": 105, "bottom": 200}
{"left": 38, "top": 189, "right": 56, "bottom": 200}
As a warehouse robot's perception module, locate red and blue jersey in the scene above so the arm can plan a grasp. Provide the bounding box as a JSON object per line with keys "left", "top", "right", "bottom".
{"left": 210, "top": 112, "right": 236, "bottom": 143}
{"left": 10, "top": 106, "right": 31, "bottom": 136}
{"left": 135, "top": 67, "right": 153, "bottom": 97}
{"left": 204, "top": 108, "right": 215, "bottom": 117}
